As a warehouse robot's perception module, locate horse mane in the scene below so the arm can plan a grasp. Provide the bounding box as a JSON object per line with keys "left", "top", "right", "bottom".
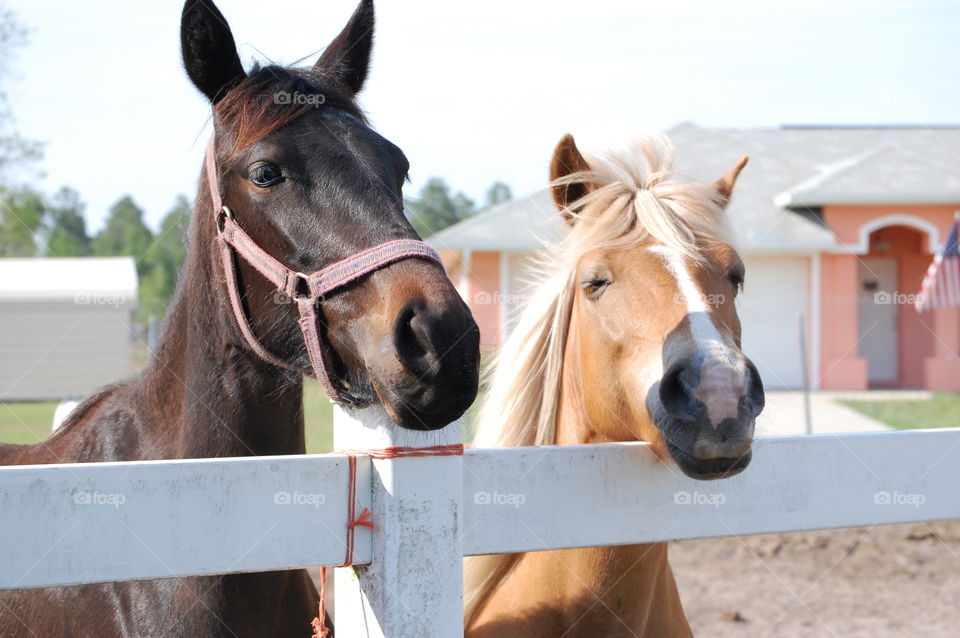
{"left": 464, "top": 135, "right": 733, "bottom": 625}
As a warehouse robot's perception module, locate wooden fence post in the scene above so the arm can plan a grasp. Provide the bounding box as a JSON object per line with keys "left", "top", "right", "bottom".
{"left": 332, "top": 405, "right": 464, "bottom": 637}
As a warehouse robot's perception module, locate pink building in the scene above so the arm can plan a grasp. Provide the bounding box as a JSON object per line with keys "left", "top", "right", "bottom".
{"left": 430, "top": 125, "right": 960, "bottom": 391}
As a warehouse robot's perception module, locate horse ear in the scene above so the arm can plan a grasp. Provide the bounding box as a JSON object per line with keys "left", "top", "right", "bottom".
{"left": 314, "top": 0, "right": 375, "bottom": 95}
{"left": 549, "top": 134, "right": 593, "bottom": 224}
{"left": 713, "top": 155, "right": 749, "bottom": 204}
{"left": 180, "top": 0, "right": 246, "bottom": 104}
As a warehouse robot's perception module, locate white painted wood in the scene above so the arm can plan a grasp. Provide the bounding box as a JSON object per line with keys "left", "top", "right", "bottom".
{"left": 0, "top": 453, "right": 370, "bottom": 590}
{"left": 739, "top": 257, "right": 810, "bottom": 389}
{"left": 810, "top": 253, "right": 822, "bottom": 390}
{"left": 858, "top": 258, "right": 899, "bottom": 383}
{"left": 51, "top": 399, "right": 80, "bottom": 431}
{"left": 462, "top": 429, "right": 960, "bottom": 555}
{"left": 333, "top": 405, "right": 463, "bottom": 638}
{"left": 3, "top": 419, "right": 959, "bottom": 636}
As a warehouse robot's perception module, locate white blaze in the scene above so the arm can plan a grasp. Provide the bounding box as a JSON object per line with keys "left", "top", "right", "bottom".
{"left": 651, "top": 246, "right": 745, "bottom": 426}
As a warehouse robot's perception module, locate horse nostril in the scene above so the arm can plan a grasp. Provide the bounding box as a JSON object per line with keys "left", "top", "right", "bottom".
{"left": 659, "top": 360, "right": 700, "bottom": 422}
{"left": 393, "top": 300, "right": 441, "bottom": 379}
{"left": 743, "top": 359, "right": 766, "bottom": 418}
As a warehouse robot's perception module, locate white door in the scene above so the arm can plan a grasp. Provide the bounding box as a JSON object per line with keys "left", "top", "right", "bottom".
{"left": 737, "top": 258, "right": 810, "bottom": 389}
{"left": 857, "top": 258, "right": 898, "bottom": 384}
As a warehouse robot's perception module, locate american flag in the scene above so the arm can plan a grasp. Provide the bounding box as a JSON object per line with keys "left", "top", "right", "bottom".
{"left": 916, "top": 212, "right": 960, "bottom": 313}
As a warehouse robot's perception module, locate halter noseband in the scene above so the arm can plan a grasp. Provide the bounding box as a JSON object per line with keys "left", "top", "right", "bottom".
{"left": 205, "top": 135, "right": 442, "bottom": 405}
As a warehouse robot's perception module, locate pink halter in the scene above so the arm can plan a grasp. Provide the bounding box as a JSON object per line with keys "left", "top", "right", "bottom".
{"left": 205, "top": 135, "right": 442, "bottom": 404}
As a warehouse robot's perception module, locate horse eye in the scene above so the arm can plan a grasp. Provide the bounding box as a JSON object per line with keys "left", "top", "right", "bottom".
{"left": 581, "top": 278, "right": 610, "bottom": 301}
{"left": 729, "top": 272, "right": 744, "bottom": 292}
{"left": 249, "top": 163, "right": 284, "bottom": 187}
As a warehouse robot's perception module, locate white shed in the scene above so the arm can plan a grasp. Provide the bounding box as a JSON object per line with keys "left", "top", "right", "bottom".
{"left": 0, "top": 257, "right": 138, "bottom": 401}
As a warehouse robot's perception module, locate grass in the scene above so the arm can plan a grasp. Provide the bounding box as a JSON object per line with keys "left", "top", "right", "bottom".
{"left": 0, "top": 401, "right": 59, "bottom": 445}
{"left": 838, "top": 393, "right": 960, "bottom": 430}
{"left": 303, "top": 382, "right": 334, "bottom": 453}
{"left": 0, "top": 384, "right": 336, "bottom": 452}
{"left": 0, "top": 377, "right": 488, "bottom": 452}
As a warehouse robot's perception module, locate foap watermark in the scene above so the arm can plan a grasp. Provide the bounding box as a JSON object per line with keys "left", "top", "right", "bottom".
{"left": 873, "top": 291, "right": 921, "bottom": 306}
{"left": 273, "top": 290, "right": 295, "bottom": 305}
{"left": 74, "top": 292, "right": 126, "bottom": 308}
{"left": 473, "top": 291, "right": 529, "bottom": 306}
{"left": 672, "top": 292, "right": 726, "bottom": 308}
{"left": 72, "top": 490, "right": 126, "bottom": 508}
{"left": 274, "top": 91, "right": 326, "bottom": 107}
{"left": 874, "top": 490, "right": 925, "bottom": 509}
{"left": 274, "top": 490, "right": 326, "bottom": 508}
{"left": 273, "top": 290, "right": 324, "bottom": 305}
{"left": 474, "top": 490, "right": 526, "bottom": 508}
{"left": 673, "top": 490, "right": 725, "bottom": 508}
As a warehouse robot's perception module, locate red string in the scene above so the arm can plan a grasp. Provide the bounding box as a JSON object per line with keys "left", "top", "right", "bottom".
{"left": 311, "top": 444, "right": 465, "bottom": 637}
{"left": 340, "top": 443, "right": 466, "bottom": 459}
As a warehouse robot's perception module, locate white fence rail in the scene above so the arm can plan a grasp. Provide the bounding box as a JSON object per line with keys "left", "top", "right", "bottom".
{"left": 1, "top": 406, "right": 958, "bottom": 637}
{"left": 0, "top": 454, "right": 371, "bottom": 589}
{"left": 462, "top": 428, "right": 960, "bottom": 554}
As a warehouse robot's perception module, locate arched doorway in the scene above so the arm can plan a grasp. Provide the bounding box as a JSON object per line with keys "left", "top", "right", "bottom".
{"left": 856, "top": 224, "right": 934, "bottom": 387}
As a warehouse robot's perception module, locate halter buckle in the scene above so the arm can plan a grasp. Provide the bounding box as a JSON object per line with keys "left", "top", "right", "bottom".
{"left": 216, "top": 206, "right": 235, "bottom": 235}
{"left": 293, "top": 272, "right": 311, "bottom": 299}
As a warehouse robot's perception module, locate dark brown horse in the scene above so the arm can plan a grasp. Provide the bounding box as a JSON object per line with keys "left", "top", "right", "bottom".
{"left": 0, "top": 1, "right": 480, "bottom": 636}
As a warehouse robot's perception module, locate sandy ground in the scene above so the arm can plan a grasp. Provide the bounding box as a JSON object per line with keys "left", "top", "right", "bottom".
{"left": 670, "top": 519, "right": 960, "bottom": 637}
{"left": 317, "top": 520, "right": 959, "bottom": 636}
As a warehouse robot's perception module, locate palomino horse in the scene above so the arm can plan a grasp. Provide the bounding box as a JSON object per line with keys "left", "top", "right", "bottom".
{"left": 464, "top": 135, "right": 764, "bottom": 637}
{"left": 0, "top": 1, "right": 479, "bottom": 636}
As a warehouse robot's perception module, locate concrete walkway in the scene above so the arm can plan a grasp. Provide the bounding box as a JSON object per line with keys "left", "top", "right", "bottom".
{"left": 756, "top": 391, "right": 908, "bottom": 436}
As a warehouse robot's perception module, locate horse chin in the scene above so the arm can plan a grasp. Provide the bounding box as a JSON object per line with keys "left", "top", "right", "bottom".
{"left": 665, "top": 439, "right": 752, "bottom": 481}
{"left": 650, "top": 401, "right": 756, "bottom": 480}
{"left": 380, "top": 398, "right": 462, "bottom": 431}
{"left": 372, "top": 374, "right": 477, "bottom": 432}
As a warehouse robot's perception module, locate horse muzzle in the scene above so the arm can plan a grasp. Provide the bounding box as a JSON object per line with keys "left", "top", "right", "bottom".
{"left": 378, "top": 299, "right": 480, "bottom": 430}
{"left": 654, "top": 351, "right": 764, "bottom": 480}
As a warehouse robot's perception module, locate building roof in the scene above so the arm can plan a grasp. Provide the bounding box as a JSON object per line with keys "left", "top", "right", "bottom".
{"left": 430, "top": 189, "right": 565, "bottom": 253}
{"left": 430, "top": 124, "right": 960, "bottom": 255}
{"left": 774, "top": 144, "right": 960, "bottom": 207}
{"left": 0, "top": 256, "right": 138, "bottom": 301}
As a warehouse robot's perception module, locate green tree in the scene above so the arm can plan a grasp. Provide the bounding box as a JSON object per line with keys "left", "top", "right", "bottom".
{"left": 484, "top": 181, "right": 512, "bottom": 208}
{"left": 138, "top": 195, "right": 190, "bottom": 319}
{"left": 45, "top": 186, "right": 89, "bottom": 256}
{"left": 93, "top": 195, "right": 155, "bottom": 320}
{"left": 93, "top": 195, "right": 153, "bottom": 260}
{"left": 0, "top": 5, "right": 42, "bottom": 185}
{"left": 0, "top": 186, "right": 44, "bottom": 256}
{"left": 404, "top": 177, "right": 476, "bottom": 237}
{"left": 0, "top": 6, "right": 45, "bottom": 256}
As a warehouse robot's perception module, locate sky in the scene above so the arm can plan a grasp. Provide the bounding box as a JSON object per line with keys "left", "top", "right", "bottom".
{"left": 5, "top": 0, "right": 959, "bottom": 231}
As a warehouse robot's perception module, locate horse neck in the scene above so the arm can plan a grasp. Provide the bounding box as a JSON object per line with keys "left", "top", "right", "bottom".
{"left": 555, "top": 304, "right": 625, "bottom": 445}
{"left": 466, "top": 294, "right": 690, "bottom": 636}
{"left": 543, "top": 312, "right": 689, "bottom": 636}
{"left": 135, "top": 203, "right": 306, "bottom": 460}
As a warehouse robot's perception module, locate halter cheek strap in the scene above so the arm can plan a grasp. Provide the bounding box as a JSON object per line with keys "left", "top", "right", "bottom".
{"left": 205, "top": 135, "right": 442, "bottom": 404}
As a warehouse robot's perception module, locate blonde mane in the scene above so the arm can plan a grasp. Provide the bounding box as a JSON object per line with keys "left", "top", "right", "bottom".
{"left": 464, "top": 135, "right": 732, "bottom": 626}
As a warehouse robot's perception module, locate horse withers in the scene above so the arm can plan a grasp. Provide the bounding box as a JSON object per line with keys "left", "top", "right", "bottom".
{"left": 464, "top": 134, "right": 764, "bottom": 637}
{"left": 0, "top": 1, "right": 479, "bottom": 636}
